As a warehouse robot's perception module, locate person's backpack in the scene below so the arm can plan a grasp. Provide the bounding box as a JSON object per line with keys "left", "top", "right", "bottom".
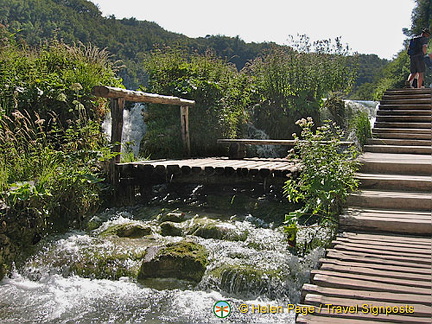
{"left": 407, "top": 35, "right": 423, "bottom": 56}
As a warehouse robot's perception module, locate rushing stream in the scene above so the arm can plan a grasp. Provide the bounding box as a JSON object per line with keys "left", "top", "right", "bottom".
{"left": 0, "top": 184, "right": 326, "bottom": 324}
{"left": 2, "top": 99, "right": 370, "bottom": 323}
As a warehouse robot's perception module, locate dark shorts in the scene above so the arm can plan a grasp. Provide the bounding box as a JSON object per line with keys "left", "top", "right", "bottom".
{"left": 410, "top": 55, "right": 426, "bottom": 73}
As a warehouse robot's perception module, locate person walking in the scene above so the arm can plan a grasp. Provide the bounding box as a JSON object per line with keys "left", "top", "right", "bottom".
{"left": 406, "top": 28, "right": 430, "bottom": 88}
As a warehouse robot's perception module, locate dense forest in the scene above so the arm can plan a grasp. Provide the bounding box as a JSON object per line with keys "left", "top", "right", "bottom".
{"left": 0, "top": 0, "right": 390, "bottom": 97}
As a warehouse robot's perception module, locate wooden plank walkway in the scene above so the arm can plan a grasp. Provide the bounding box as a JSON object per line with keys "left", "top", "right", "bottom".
{"left": 297, "top": 89, "right": 432, "bottom": 323}
{"left": 297, "top": 232, "right": 432, "bottom": 323}
{"left": 117, "top": 157, "right": 299, "bottom": 183}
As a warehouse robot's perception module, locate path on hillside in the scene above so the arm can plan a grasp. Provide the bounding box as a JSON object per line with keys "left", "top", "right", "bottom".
{"left": 297, "top": 89, "right": 432, "bottom": 323}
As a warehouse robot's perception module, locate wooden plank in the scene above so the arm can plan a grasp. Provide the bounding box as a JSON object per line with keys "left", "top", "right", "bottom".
{"left": 296, "top": 313, "right": 395, "bottom": 323}
{"left": 217, "top": 138, "right": 354, "bottom": 146}
{"left": 304, "top": 294, "right": 432, "bottom": 318}
{"left": 341, "top": 232, "right": 432, "bottom": 245}
{"left": 318, "top": 258, "right": 431, "bottom": 275}
{"left": 311, "top": 273, "right": 431, "bottom": 295}
{"left": 93, "top": 86, "right": 195, "bottom": 105}
{"left": 311, "top": 270, "right": 431, "bottom": 289}
{"left": 318, "top": 263, "right": 431, "bottom": 283}
{"left": 325, "top": 250, "right": 431, "bottom": 268}
{"left": 331, "top": 241, "right": 432, "bottom": 258}
{"left": 297, "top": 311, "right": 432, "bottom": 323}
{"left": 302, "top": 284, "right": 430, "bottom": 305}
{"left": 334, "top": 236, "right": 432, "bottom": 250}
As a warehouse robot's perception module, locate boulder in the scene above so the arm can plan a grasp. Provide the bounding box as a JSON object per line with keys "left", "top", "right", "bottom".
{"left": 185, "top": 218, "right": 248, "bottom": 241}
{"left": 138, "top": 240, "right": 208, "bottom": 282}
{"left": 157, "top": 211, "right": 186, "bottom": 223}
{"left": 98, "top": 222, "right": 152, "bottom": 238}
{"left": 160, "top": 221, "right": 183, "bottom": 237}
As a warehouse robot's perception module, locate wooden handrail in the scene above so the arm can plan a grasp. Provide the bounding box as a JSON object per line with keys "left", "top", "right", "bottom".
{"left": 217, "top": 139, "right": 354, "bottom": 146}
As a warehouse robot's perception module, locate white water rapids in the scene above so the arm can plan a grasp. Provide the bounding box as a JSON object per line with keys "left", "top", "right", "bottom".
{"left": 0, "top": 204, "right": 325, "bottom": 323}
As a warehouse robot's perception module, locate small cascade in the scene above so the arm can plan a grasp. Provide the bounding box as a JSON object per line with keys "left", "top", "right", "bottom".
{"left": 344, "top": 100, "right": 379, "bottom": 127}
{"left": 246, "top": 123, "right": 279, "bottom": 158}
{"left": 102, "top": 103, "right": 147, "bottom": 157}
{"left": 0, "top": 200, "right": 325, "bottom": 323}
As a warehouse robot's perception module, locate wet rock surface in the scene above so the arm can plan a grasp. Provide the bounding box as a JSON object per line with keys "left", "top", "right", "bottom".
{"left": 138, "top": 240, "right": 208, "bottom": 282}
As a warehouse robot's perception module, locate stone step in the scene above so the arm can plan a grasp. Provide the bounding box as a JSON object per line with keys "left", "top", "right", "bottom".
{"left": 359, "top": 152, "right": 432, "bottom": 176}
{"left": 347, "top": 190, "right": 432, "bottom": 211}
{"left": 375, "top": 115, "right": 432, "bottom": 122}
{"left": 374, "top": 121, "right": 431, "bottom": 129}
{"left": 367, "top": 138, "right": 431, "bottom": 146}
{"left": 340, "top": 208, "right": 432, "bottom": 235}
{"left": 356, "top": 173, "right": 432, "bottom": 191}
{"left": 363, "top": 144, "right": 432, "bottom": 154}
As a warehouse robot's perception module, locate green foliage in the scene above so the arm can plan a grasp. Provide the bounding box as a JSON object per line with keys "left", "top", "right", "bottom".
{"left": 246, "top": 37, "right": 357, "bottom": 139}
{"left": 372, "top": 52, "right": 410, "bottom": 99}
{"left": 141, "top": 48, "right": 251, "bottom": 158}
{"left": 348, "top": 110, "right": 372, "bottom": 147}
{"left": 408, "top": 0, "right": 432, "bottom": 35}
{"left": 349, "top": 54, "right": 389, "bottom": 100}
{"left": 0, "top": 33, "right": 120, "bottom": 240}
{"left": 283, "top": 118, "right": 360, "bottom": 248}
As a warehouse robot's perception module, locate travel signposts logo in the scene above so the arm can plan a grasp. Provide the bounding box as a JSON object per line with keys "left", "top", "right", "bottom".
{"left": 213, "top": 301, "right": 232, "bottom": 318}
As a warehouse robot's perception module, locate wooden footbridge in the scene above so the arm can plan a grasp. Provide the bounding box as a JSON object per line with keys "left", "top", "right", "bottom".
{"left": 297, "top": 88, "right": 432, "bottom": 323}
{"left": 95, "top": 86, "right": 431, "bottom": 323}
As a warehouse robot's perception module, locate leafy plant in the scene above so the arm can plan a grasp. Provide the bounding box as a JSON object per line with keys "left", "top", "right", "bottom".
{"left": 141, "top": 48, "right": 252, "bottom": 158}
{"left": 349, "top": 110, "right": 372, "bottom": 147}
{"left": 283, "top": 118, "right": 360, "bottom": 250}
{"left": 245, "top": 37, "right": 357, "bottom": 140}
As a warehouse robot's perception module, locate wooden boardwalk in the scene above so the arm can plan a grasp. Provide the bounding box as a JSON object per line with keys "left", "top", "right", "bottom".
{"left": 117, "top": 157, "right": 299, "bottom": 186}
{"left": 297, "top": 232, "right": 432, "bottom": 323}
{"left": 297, "top": 89, "right": 432, "bottom": 323}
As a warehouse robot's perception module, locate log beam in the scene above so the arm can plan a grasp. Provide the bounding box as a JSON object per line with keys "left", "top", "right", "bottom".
{"left": 92, "top": 86, "right": 195, "bottom": 106}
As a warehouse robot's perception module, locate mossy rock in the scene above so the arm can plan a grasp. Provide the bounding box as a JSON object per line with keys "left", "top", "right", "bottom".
{"left": 157, "top": 212, "right": 186, "bottom": 223}
{"left": 69, "top": 250, "right": 145, "bottom": 279}
{"left": 138, "top": 240, "right": 208, "bottom": 282}
{"left": 160, "top": 221, "right": 183, "bottom": 237}
{"left": 57, "top": 237, "right": 151, "bottom": 280}
{"left": 99, "top": 222, "right": 152, "bottom": 238}
{"left": 185, "top": 218, "right": 248, "bottom": 241}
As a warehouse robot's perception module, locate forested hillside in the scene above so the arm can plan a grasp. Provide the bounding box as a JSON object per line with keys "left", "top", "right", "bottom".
{"left": 0, "top": 0, "right": 389, "bottom": 95}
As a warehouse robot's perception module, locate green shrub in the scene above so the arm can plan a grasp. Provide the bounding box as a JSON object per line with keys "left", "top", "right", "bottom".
{"left": 245, "top": 38, "right": 357, "bottom": 139}
{"left": 0, "top": 32, "right": 121, "bottom": 236}
{"left": 141, "top": 48, "right": 252, "bottom": 158}
{"left": 283, "top": 118, "right": 360, "bottom": 249}
{"left": 349, "top": 110, "right": 372, "bottom": 147}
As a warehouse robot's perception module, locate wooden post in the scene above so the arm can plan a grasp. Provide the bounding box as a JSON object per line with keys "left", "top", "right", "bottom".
{"left": 110, "top": 97, "right": 125, "bottom": 186}
{"left": 180, "top": 105, "right": 190, "bottom": 156}
{"left": 111, "top": 97, "right": 125, "bottom": 163}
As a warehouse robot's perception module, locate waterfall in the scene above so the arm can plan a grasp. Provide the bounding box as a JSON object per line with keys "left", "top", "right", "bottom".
{"left": 344, "top": 100, "right": 379, "bottom": 127}
{"left": 246, "top": 123, "right": 278, "bottom": 158}
{"left": 102, "top": 103, "right": 147, "bottom": 157}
